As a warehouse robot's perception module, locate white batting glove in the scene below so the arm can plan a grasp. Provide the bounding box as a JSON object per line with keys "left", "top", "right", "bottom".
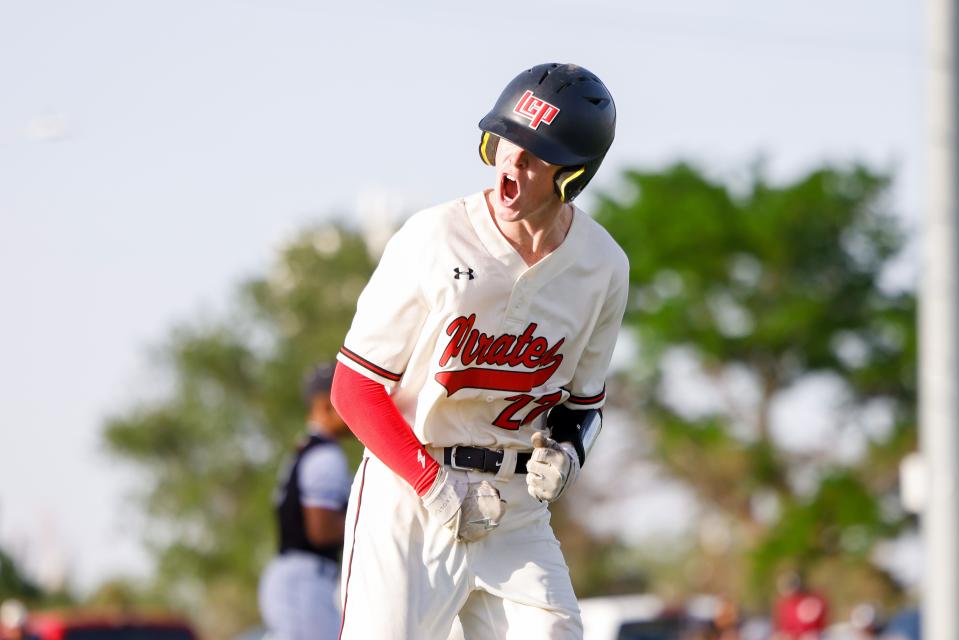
{"left": 525, "top": 431, "right": 581, "bottom": 503}
{"left": 421, "top": 468, "right": 507, "bottom": 542}
{"left": 458, "top": 480, "right": 507, "bottom": 542}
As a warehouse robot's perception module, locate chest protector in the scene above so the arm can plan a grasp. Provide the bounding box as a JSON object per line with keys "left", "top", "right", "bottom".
{"left": 275, "top": 434, "right": 341, "bottom": 562}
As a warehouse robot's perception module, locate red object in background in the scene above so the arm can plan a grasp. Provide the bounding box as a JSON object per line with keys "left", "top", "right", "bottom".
{"left": 774, "top": 591, "right": 829, "bottom": 636}
{"left": 26, "top": 613, "right": 196, "bottom": 640}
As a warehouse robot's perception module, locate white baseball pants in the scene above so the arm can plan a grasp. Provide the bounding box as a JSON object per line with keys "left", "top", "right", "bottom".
{"left": 338, "top": 452, "right": 582, "bottom": 640}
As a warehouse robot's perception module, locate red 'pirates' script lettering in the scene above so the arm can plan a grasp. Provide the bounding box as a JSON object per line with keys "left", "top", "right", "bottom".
{"left": 435, "top": 314, "right": 565, "bottom": 397}
{"left": 513, "top": 90, "right": 560, "bottom": 130}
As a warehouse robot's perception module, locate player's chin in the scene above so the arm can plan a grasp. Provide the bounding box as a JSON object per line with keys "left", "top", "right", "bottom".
{"left": 491, "top": 194, "right": 523, "bottom": 221}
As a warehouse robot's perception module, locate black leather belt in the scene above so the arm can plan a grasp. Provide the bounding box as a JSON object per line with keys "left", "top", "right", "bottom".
{"left": 444, "top": 446, "right": 531, "bottom": 474}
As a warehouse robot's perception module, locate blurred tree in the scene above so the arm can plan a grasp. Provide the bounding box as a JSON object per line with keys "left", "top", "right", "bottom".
{"left": 83, "top": 578, "right": 171, "bottom": 615}
{"left": 103, "top": 223, "right": 374, "bottom": 638}
{"left": 0, "top": 548, "right": 42, "bottom": 602}
{"left": 594, "top": 162, "right": 916, "bottom": 612}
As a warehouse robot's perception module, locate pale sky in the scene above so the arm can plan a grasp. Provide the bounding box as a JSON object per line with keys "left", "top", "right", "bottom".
{"left": 0, "top": 0, "right": 921, "bottom": 592}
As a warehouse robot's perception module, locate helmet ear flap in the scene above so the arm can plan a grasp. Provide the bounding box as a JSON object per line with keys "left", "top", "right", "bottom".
{"left": 555, "top": 166, "right": 587, "bottom": 203}
{"left": 479, "top": 132, "right": 499, "bottom": 166}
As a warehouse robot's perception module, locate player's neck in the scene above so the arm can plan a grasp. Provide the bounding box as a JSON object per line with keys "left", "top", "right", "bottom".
{"left": 307, "top": 420, "right": 338, "bottom": 440}
{"left": 484, "top": 191, "right": 573, "bottom": 267}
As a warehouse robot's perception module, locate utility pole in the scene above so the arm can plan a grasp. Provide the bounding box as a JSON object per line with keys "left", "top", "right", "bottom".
{"left": 922, "top": 0, "right": 959, "bottom": 638}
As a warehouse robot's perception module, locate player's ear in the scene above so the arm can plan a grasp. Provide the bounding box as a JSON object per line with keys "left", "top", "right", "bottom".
{"left": 478, "top": 132, "right": 499, "bottom": 166}
{"left": 554, "top": 166, "right": 587, "bottom": 202}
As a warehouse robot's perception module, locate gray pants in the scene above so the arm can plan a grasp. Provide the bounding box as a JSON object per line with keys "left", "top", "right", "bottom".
{"left": 259, "top": 551, "right": 341, "bottom": 640}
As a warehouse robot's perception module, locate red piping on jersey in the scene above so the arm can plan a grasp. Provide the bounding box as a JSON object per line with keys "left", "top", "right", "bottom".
{"left": 338, "top": 457, "right": 368, "bottom": 640}
{"left": 338, "top": 347, "right": 403, "bottom": 382}
{"left": 331, "top": 363, "right": 439, "bottom": 496}
{"left": 568, "top": 387, "right": 606, "bottom": 405}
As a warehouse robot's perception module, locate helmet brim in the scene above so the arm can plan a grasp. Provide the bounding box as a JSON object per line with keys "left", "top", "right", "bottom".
{"left": 478, "top": 115, "right": 592, "bottom": 167}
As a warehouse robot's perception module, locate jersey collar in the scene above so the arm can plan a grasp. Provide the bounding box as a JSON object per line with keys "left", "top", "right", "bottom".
{"left": 464, "top": 191, "right": 584, "bottom": 278}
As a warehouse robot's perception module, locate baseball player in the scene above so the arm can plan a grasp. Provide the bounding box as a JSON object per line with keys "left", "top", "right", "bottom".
{"left": 258, "top": 364, "right": 353, "bottom": 640}
{"left": 331, "top": 63, "right": 627, "bottom": 639}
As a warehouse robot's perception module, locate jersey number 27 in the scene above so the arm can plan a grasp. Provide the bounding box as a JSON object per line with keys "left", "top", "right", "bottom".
{"left": 492, "top": 391, "right": 562, "bottom": 430}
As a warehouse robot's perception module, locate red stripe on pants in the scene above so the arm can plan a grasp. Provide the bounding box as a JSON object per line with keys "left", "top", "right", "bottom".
{"left": 338, "top": 457, "right": 369, "bottom": 640}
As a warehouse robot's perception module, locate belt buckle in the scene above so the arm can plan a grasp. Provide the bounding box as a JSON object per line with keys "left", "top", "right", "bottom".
{"left": 449, "top": 445, "right": 468, "bottom": 471}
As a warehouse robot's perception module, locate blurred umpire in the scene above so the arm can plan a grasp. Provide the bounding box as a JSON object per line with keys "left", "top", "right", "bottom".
{"left": 258, "top": 364, "right": 353, "bottom": 639}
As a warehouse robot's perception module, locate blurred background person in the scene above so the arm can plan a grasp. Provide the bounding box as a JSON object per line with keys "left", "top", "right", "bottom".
{"left": 713, "top": 597, "right": 741, "bottom": 640}
{"left": 773, "top": 572, "right": 828, "bottom": 640}
{"left": 846, "top": 603, "right": 882, "bottom": 638}
{"left": 258, "top": 364, "right": 352, "bottom": 640}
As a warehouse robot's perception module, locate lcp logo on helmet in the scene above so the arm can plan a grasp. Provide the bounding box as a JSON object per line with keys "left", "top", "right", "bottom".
{"left": 513, "top": 90, "right": 560, "bottom": 130}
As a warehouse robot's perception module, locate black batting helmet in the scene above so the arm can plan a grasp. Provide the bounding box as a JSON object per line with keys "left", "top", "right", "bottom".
{"left": 478, "top": 63, "right": 616, "bottom": 202}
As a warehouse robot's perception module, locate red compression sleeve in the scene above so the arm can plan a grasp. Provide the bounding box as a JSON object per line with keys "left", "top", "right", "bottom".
{"left": 331, "top": 362, "right": 439, "bottom": 496}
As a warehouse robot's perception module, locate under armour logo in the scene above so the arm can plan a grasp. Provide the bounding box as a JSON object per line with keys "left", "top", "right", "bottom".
{"left": 417, "top": 450, "right": 426, "bottom": 469}
{"left": 453, "top": 268, "right": 475, "bottom": 280}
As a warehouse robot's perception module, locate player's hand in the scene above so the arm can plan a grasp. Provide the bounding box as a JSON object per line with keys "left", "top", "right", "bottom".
{"left": 525, "top": 431, "right": 580, "bottom": 503}
{"left": 421, "top": 468, "right": 507, "bottom": 542}
{"left": 458, "top": 479, "right": 507, "bottom": 542}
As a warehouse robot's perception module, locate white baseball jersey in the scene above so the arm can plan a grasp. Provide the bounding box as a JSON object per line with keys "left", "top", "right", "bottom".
{"left": 336, "top": 190, "right": 628, "bottom": 450}
{"left": 337, "top": 191, "right": 629, "bottom": 640}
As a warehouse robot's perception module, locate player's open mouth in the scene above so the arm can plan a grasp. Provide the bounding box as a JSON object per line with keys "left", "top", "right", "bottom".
{"left": 500, "top": 173, "right": 519, "bottom": 205}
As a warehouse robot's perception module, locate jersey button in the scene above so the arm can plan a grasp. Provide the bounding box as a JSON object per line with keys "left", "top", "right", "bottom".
{"left": 486, "top": 396, "right": 494, "bottom": 402}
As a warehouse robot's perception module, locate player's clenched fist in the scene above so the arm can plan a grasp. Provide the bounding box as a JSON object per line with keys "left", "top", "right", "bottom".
{"left": 526, "top": 431, "right": 581, "bottom": 503}
{"left": 421, "top": 469, "right": 507, "bottom": 542}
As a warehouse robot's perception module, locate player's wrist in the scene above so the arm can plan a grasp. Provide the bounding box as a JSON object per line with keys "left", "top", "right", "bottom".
{"left": 557, "top": 441, "right": 580, "bottom": 493}
{"left": 420, "top": 468, "right": 465, "bottom": 525}
{"left": 558, "top": 442, "right": 579, "bottom": 470}
{"left": 414, "top": 459, "right": 441, "bottom": 497}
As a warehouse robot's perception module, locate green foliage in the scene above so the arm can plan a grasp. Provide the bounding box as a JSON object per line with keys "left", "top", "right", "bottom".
{"left": 595, "top": 162, "right": 916, "bottom": 608}
{"left": 0, "top": 547, "right": 42, "bottom": 602}
{"left": 103, "top": 223, "right": 373, "bottom": 637}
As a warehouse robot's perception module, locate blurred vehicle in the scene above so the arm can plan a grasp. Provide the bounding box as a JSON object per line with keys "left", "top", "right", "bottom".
{"left": 25, "top": 613, "right": 197, "bottom": 640}
{"left": 579, "top": 594, "right": 692, "bottom": 640}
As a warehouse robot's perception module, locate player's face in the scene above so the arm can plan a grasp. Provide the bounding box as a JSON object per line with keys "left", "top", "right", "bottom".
{"left": 312, "top": 394, "right": 351, "bottom": 438}
{"left": 490, "top": 137, "right": 562, "bottom": 223}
